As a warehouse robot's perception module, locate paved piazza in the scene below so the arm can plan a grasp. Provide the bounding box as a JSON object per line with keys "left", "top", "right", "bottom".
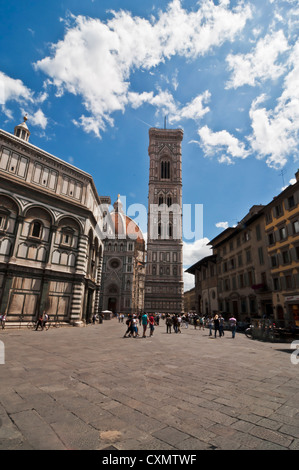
{"left": 0, "top": 318, "right": 298, "bottom": 451}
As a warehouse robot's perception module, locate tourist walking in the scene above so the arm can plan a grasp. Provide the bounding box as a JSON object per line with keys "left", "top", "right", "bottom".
{"left": 0, "top": 314, "right": 6, "bottom": 329}
{"left": 35, "top": 313, "right": 44, "bottom": 331}
{"left": 214, "top": 314, "right": 221, "bottom": 338}
{"left": 123, "top": 315, "right": 133, "bottom": 337}
{"left": 219, "top": 314, "right": 225, "bottom": 337}
{"left": 207, "top": 316, "right": 213, "bottom": 336}
{"left": 173, "top": 315, "right": 178, "bottom": 333}
{"left": 166, "top": 315, "right": 173, "bottom": 334}
{"left": 132, "top": 315, "right": 139, "bottom": 337}
{"left": 229, "top": 315, "right": 237, "bottom": 338}
{"left": 142, "top": 312, "right": 148, "bottom": 338}
{"left": 177, "top": 314, "right": 182, "bottom": 333}
{"left": 148, "top": 314, "right": 155, "bottom": 337}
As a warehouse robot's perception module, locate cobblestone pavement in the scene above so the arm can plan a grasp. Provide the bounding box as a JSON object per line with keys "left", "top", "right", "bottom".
{"left": 0, "top": 318, "right": 298, "bottom": 450}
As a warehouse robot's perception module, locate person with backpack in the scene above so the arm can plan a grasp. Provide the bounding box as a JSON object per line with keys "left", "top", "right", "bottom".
{"left": 166, "top": 314, "right": 173, "bottom": 334}
{"left": 123, "top": 315, "right": 133, "bottom": 338}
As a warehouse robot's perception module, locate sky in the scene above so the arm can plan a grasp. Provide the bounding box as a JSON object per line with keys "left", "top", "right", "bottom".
{"left": 0, "top": 0, "right": 299, "bottom": 291}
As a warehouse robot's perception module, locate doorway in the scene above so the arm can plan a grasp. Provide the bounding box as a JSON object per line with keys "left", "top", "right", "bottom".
{"left": 108, "top": 297, "right": 117, "bottom": 313}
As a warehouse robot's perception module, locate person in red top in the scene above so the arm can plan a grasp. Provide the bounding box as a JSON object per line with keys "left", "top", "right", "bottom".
{"left": 148, "top": 315, "right": 155, "bottom": 337}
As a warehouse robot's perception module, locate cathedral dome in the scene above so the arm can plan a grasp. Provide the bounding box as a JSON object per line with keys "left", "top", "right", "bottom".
{"left": 109, "top": 195, "right": 145, "bottom": 245}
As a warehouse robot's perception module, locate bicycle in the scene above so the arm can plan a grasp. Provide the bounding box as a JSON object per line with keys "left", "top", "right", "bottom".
{"left": 245, "top": 325, "right": 254, "bottom": 338}
{"left": 50, "top": 316, "right": 60, "bottom": 328}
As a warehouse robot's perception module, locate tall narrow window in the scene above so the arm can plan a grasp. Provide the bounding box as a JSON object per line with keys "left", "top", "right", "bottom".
{"left": 31, "top": 221, "right": 42, "bottom": 238}
{"left": 161, "top": 161, "right": 170, "bottom": 179}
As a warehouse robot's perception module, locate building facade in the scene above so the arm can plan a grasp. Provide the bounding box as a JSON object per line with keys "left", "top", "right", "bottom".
{"left": 264, "top": 171, "right": 299, "bottom": 327}
{"left": 186, "top": 254, "right": 218, "bottom": 316}
{"left": 99, "top": 195, "right": 146, "bottom": 315}
{"left": 208, "top": 205, "right": 273, "bottom": 322}
{"left": 186, "top": 172, "right": 299, "bottom": 328}
{"left": 0, "top": 118, "right": 107, "bottom": 326}
{"left": 144, "top": 127, "right": 184, "bottom": 314}
{"left": 184, "top": 287, "right": 196, "bottom": 313}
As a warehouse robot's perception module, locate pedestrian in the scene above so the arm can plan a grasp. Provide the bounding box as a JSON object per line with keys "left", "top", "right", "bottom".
{"left": 35, "top": 313, "right": 44, "bottom": 331}
{"left": 184, "top": 314, "right": 189, "bottom": 329}
{"left": 149, "top": 314, "right": 155, "bottom": 337}
{"left": 173, "top": 315, "right": 178, "bottom": 333}
{"left": 214, "top": 314, "right": 221, "bottom": 338}
{"left": 219, "top": 314, "right": 225, "bottom": 337}
{"left": 142, "top": 312, "right": 148, "bottom": 338}
{"left": 229, "top": 315, "right": 237, "bottom": 338}
{"left": 166, "top": 314, "right": 173, "bottom": 334}
{"left": 177, "top": 314, "right": 182, "bottom": 333}
{"left": 123, "top": 315, "right": 133, "bottom": 337}
{"left": 43, "top": 312, "right": 49, "bottom": 329}
{"left": 132, "top": 315, "right": 138, "bottom": 337}
{"left": 199, "top": 316, "right": 204, "bottom": 330}
{"left": 0, "top": 314, "right": 6, "bottom": 329}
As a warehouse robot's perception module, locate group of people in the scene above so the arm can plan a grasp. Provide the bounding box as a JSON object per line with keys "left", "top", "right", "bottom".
{"left": 122, "top": 311, "right": 238, "bottom": 339}
{"left": 35, "top": 312, "right": 49, "bottom": 331}
{"left": 123, "top": 313, "right": 159, "bottom": 338}
{"left": 182, "top": 312, "right": 237, "bottom": 338}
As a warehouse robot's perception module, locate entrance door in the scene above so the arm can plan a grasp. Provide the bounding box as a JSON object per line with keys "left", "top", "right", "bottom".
{"left": 108, "top": 297, "right": 117, "bottom": 313}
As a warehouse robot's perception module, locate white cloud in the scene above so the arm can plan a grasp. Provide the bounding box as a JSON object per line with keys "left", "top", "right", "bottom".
{"left": 0, "top": 71, "right": 49, "bottom": 130}
{"left": 248, "top": 41, "right": 299, "bottom": 168}
{"left": 170, "top": 91, "right": 210, "bottom": 123}
{"left": 216, "top": 221, "right": 229, "bottom": 229}
{"left": 0, "top": 71, "right": 33, "bottom": 118}
{"left": 183, "top": 237, "right": 212, "bottom": 292}
{"left": 30, "top": 109, "right": 48, "bottom": 129}
{"left": 183, "top": 237, "right": 211, "bottom": 267}
{"left": 128, "top": 89, "right": 210, "bottom": 124}
{"left": 183, "top": 271, "right": 195, "bottom": 292}
{"left": 226, "top": 30, "right": 289, "bottom": 89}
{"left": 34, "top": 0, "right": 252, "bottom": 137}
{"left": 192, "top": 125, "right": 249, "bottom": 163}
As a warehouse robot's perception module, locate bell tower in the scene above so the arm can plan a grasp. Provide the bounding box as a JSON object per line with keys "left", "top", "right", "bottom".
{"left": 144, "top": 127, "right": 184, "bottom": 314}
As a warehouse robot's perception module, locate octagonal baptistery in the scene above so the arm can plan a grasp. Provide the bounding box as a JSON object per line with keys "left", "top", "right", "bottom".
{"left": 99, "top": 195, "right": 146, "bottom": 315}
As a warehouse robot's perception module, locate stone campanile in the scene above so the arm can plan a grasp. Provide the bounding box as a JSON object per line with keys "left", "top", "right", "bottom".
{"left": 144, "top": 127, "right": 184, "bottom": 314}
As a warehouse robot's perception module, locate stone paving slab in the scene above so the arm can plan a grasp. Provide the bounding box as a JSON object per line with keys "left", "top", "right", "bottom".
{"left": 0, "top": 319, "right": 298, "bottom": 450}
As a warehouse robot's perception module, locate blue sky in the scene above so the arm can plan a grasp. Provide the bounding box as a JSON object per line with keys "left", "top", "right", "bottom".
{"left": 1, "top": 0, "right": 299, "bottom": 290}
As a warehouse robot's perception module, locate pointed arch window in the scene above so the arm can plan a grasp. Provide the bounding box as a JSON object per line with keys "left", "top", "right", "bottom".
{"left": 158, "top": 195, "right": 164, "bottom": 206}
{"left": 167, "top": 196, "right": 172, "bottom": 207}
{"left": 161, "top": 161, "right": 170, "bottom": 179}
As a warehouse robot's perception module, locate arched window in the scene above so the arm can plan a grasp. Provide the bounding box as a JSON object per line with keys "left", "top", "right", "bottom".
{"left": 31, "top": 221, "right": 42, "bottom": 239}
{"left": 167, "top": 196, "right": 172, "bottom": 207}
{"left": 168, "top": 224, "right": 173, "bottom": 238}
{"left": 161, "top": 161, "right": 170, "bottom": 179}
{"left": 158, "top": 223, "right": 161, "bottom": 238}
{"left": 158, "top": 195, "right": 164, "bottom": 205}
